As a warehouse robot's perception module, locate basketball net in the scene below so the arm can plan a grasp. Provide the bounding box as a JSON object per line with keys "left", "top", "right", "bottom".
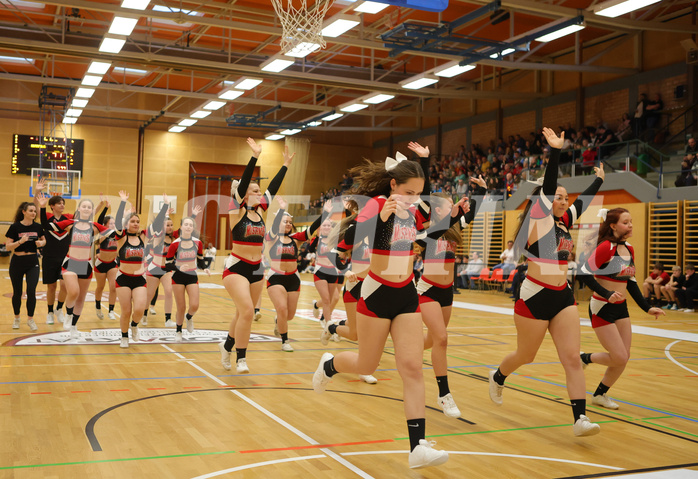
{"left": 271, "top": 0, "right": 335, "bottom": 56}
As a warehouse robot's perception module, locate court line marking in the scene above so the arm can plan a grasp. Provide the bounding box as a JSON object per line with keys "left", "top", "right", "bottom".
{"left": 664, "top": 340, "right": 698, "bottom": 375}
{"left": 160, "top": 344, "right": 375, "bottom": 479}
{"left": 189, "top": 455, "right": 327, "bottom": 479}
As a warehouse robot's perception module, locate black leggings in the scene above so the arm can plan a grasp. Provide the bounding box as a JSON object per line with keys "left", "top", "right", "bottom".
{"left": 10, "top": 254, "right": 40, "bottom": 316}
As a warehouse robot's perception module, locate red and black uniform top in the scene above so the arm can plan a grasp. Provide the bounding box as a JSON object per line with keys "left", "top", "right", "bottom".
{"left": 40, "top": 211, "right": 73, "bottom": 258}
{"left": 45, "top": 215, "right": 109, "bottom": 260}
{"left": 115, "top": 232, "right": 146, "bottom": 269}
{"left": 523, "top": 147, "right": 603, "bottom": 265}
{"left": 228, "top": 156, "right": 288, "bottom": 248}
{"left": 166, "top": 237, "right": 205, "bottom": 274}
{"left": 265, "top": 208, "right": 322, "bottom": 269}
{"left": 579, "top": 240, "right": 651, "bottom": 312}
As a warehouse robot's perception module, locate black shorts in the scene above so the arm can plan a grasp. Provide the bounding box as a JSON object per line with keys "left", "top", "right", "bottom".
{"left": 222, "top": 254, "right": 264, "bottom": 284}
{"left": 62, "top": 257, "right": 93, "bottom": 280}
{"left": 343, "top": 279, "right": 363, "bottom": 304}
{"left": 146, "top": 262, "right": 168, "bottom": 279}
{"left": 42, "top": 256, "right": 64, "bottom": 284}
{"left": 267, "top": 270, "right": 301, "bottom": 292}
{"left": 116, "top": 271, "right": 147, "bottom": 289}
{"left": 172, "top": 270, "right": 198, "bottom": 286}
{"left": 357, "top": 272, "right": 420, "bottom": 320}
{"left": 589, "top": 297, "right": 630, "bottom": 328}
{"left": 417, "top": 277, "right": 454, "bottom": 308}
{"left": 514, "top": 276, "right": 576, "bottom": 321}
{"left": 95, "top": 257, "right": 117, "bottom": 274}
{"left": 314, "top": 266, "right": 341, "bottom": 284}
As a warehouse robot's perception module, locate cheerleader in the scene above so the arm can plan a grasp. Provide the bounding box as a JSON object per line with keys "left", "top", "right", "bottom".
{"left": 313, "top": 154, "right": 449, "bottom": 469}
{"left": 265, "top": 197, "right": 323, "bottom": 351}
{"left": 113, "top": 191, "right": 169, "bottom": 348}
{"left": 579, "top": 208, "right": 664, "bottom": 408}
{"left": 166, "top": 217, "right": 208, "bottom": 342}
{"left": 309, "top": 203, "right": 344, "bottom": 330}
{"left": 145, "top": 215, "right": 175, "bottom": 326}
{"left": 38, "top": 194, "right": 110, "bottom": 339}
{"left": 94, "top": 201, "right": 118, "bottom": 320}
{"left": 6, "top": 201, "right": 45, "bottom": 331}
{"left": 488, "top": 128, "right": 614, "bottom": 437}
{"left": 219, "top": 139, "right": 293, "bottom": 374}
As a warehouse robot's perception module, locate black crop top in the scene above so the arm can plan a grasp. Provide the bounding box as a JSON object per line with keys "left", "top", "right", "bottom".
{"left": 581, "top": 241, "right": 636, "bottom": 282}
{"left": 232, "top": 212, "right": 266, "bottom": 246}
{"left": 269, "top": 238, "right": 298, "bottom": 262}
{"left": 6, "top": 222, "right": 44, "bottom": 254}
{"left": 99, "top": 233, "right": 118, "bottom": 253}
{"left": 117, "top": 234, "right": 145, "bottom": 265}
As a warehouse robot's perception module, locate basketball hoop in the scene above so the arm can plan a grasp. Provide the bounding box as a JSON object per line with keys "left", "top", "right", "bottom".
{"left": 271, "top": 0, "right": 335, "bottom": 56}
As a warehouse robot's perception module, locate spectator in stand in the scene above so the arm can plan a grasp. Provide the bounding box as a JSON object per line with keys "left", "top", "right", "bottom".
{"left": 503, "top": 172, "right": 516, "bottom": 198}
{"left": 340, "top": 173, "right": 353, "bottom": 191}
{"left": 492, "top": 241, "right": 516, "bottom": 275}
{"left": 633, "top": 93, "right": 648, "bottom": 138}
{"left": 456, "top": 255, "right": 469, "bottom": 289}
{"left": 596, "top": 125, "right": 616, "bottom": 159}
{"left": 642, "top": 262, "right": 671, "bottom": 305}
{"left": 645, "top": 93, "right": 664, "bottom": 135}
{"left": 413, "top": 251, "right": 424, "bottom": 283}
{"left": 203, "top": 243, "right": 216, "bottom": 270}
{"left": 660, "top": 266, "right": 684, "bottom": 310}
{"left": 507, "top": 259, "right": 528, "bottom": 300}
{"left": 675, "top": 160, "right": 698, "bottom": 187}
{"left": 685, "top": 137, "right": 698, "bottom": 157}
{"left": 580, "top": 139, "right": 597, "bottom": 175}
{"left": 455, "top": 177, "right": 468, "bottom": 196}
{"left": 463, "top": 251, "right": 485, "bottom": 290}
{"left": 615, "top": 113, "right": 632, "bottom": 142}
{"left": 675, "top": 264, "right": 697, "bottom": 313}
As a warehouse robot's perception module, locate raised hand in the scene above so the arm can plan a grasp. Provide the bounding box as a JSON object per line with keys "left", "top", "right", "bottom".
{"left": 283, "top": 145, "right": 296, "bottom": 167}
{"left": 168, "top": 207, "right": 175, "bottom": 216}
{"left": 277, "top": 196, "right": 288, "bottom": 210}
{"left": 191, "top": 204, "right": 202, "bottom": 216}
{"left": 452, "top": 197, "right": 469, "bottom": 217}
{"left": 407, "top": 141, "right": 430, "bottom": 158}
{"left": 593, "top": 163, "right": 605, "bottom": 181}
{"left": 246, "top": 137, "right": 262, "bottom": 158}
{"left": 470, "top": 174, "right": 487, "bottom": 189}
{"left": 162, "top": 193, "right": 170, "bottom": 206}
{"left": 323, "top": 199, "right": 334, "bottom": 214}
{"left": 99, "top": 193, "right": 111, "bottom": 210}
{"left": 36, "top": 192, "right": 48, "bottom": 208}
{"left": 118, "top": 190, "right": 129, "bottom": 202}
{"left": 542, "top": 127, "right": 564, "bottom": 149}
{"left": 35, "top": 178, "right": 46, "bottom": 192}
{"left": 380, "top": 196, "right": 399, "bottom": 222}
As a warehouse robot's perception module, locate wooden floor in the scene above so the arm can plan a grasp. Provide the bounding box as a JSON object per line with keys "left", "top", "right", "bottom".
{"left": 2, "top": 268, "right": 698, "bottom": 479}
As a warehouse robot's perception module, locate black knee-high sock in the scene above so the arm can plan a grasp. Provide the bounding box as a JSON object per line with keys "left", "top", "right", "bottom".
{"left": 143, "top": 309, "right": 148, "bottom": 318}
{"left": 436, "top": 375, "right": 450, "bottom": 397}
{"left": 328, "top": 323, "right": 338, "bottom": 335}
{"left": 407, "top": 418, "right": 426, "bottom": 451}
{"left": 593, "top": 382, "right": 610, "bottom": 397}
{"left": 281, "top": 332, "right": 288, "bottom": 342}
{"left": 131, "top": 321, "right": 138, "bottom": 327}
{"left": 323, "top": 357, "right": 338, "bottom": 377}
{"left": 186, "top": 313, "right": 193, "bottom": 320}
{"left": 580, "top": 352, "right": 593, "bottom": 365}
{"left": 122, "top": 332, "right": 128, "bottom": 338}
{"left": 95, "top": 300, "right": 101, "bottom": 310}
{"left": 236, "top": 348, "right": 247, "bottom": 361}
{"left": 150, "top": 295, "right": 157, "bottom": 306}
{"left": 57, "top": 301, "right": 64, "bottom": 311}
{"left": 224, "top": 335, "right": 235, "bottom": 352}
{"left": 71, "top": 314, "right": 80, "bottom": 326}
{"left": 176, "top": 324, "right": 183, "bottom": 332}
{"left": 48, "top": 304, "right": 54, "bottom": 313}
{"left": 165, "top": 312, "right": 171, "bottom": 321}
{"left": 571, "top": 399, "right": 586, "bottom": 422}
{"left": 109, "top": 304, "right": 115, "bottom": 312}
{"left": 66, "top": 306, "right": 73, "bottom": 316}
{"left": 493, "top": 368, "right": 507, "bottom": 386}
{"left": 338, "top": 319, "right": 346, "bottom": 326}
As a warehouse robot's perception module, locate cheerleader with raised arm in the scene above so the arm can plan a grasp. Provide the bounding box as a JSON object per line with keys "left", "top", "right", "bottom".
{"left": 488, "top": 127, "right": 615, "bottom": 437}
{"left": 112, "top": 191, "right": 169, "bottom": 348}
{"left": 313, "top": 153, "right": 449, "bottom": 469}
{"left": 578, "top": 208, "right": 665, "bottom": 408}
{"left": 218, "top": 139, "right": 293, "bottom": 374}
{"left": 94, "top": 196, "right": 118, "bottom": 320}
{"left": 38, "top": 193, "right": 110, "bottom": 339}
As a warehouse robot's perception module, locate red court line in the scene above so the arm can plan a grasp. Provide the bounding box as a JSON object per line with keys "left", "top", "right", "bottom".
{"left": 218, "top": 385, "right": 235, "bottom": 388}
{"left": 0, "top": 393, "right": 11, "bottom": 396}
{"left": 285, "top": 382, "right": 301, "bottom": 385}
{"left": 71, "top": 391, "right": 91, "bottom": 393}
{"left": 252, "top": 384, "right": 269, "bottom": 387}
{"left": 543, "top": 374, "right": 559, "bottom": 377}
{"left": 240, "top": 439, "right": 395, "bottom": 454}
{"left": 110, "top": 389, "right": 130, "bottom": 392}
{"left": 31, "top": 392, "right": 51, "bottom": 395}
{"left": 377, "top": 378, "right": 391, "bottom": 381}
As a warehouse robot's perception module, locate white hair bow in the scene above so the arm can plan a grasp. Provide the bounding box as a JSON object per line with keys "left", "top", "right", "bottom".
{"left": 230, "top": 179, "right": 240, "bottom": 195}
{"left": 385, "top": 151, "right": 407, "bottom": 171}
{"left": 597, "top": 208, "right": 609, "bottom": 221}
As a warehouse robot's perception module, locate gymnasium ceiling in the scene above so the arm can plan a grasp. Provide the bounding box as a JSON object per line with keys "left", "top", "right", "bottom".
{"left": 0, "top": 0, "right": 694, "bottom": 137}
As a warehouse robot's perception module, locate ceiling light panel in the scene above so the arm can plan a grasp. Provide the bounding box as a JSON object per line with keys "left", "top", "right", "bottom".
{"left": 280, "top": 129, "right": 301, "bottom": 135}
{"left": 218, "top": 89, "right": 244, "bottom": 100}
{"left": 434, "top": 62, "right": 475, "bottom": 78}
{"left": 121, "top": 0, "right": 150, "bottom": 10}
{"left": 322, "top": 113, "right": 343, "bottom": 121}
{"left": 81, "top": 75, "right": 102, "bottom": 86}
{"left": 203, "top": 100, "right": 226, "bottom": 111}
{"left": 260, "top": 57, "right": 295, "bottom": 72}
{"left": 362, "top": 93, "right": 394, "bottom": 104}
{"left": 354, "top": 1, "right": 389, "bottom": 14}
{"left": 62, "top": 116, "right": 78, "bottom": 124}
{"left": 594, "top": 0, "right": 661, "bottom": 17}
{"left": 168, "top": 125, "right": 185, "bottom": 132}
{"left": 399, "top": 74, "right": 438, "bottom": 90}
{"left": 178, "top": 119, "right": 197, "bottom": 126}
{"left": 190, "top": 110, "right": 211, "bottom": 119}
{"left": 265, "top": 133, "right": 285, "bottom": 140}
{"left": 99, "top": 35, "right": 126, "bottom": 53}
{"left": 535, "top": 24, "right": 585, "bottom": 42}
{"left": 71, "top": 99, "right": 88, "bottom": 108}
{"left": 87, "top": 61, "right": 111, "bottom": 75}
{"left": 322, "top": 15, "right": 361, "bottom": 38}
{"left": 109, "top": 16, "right": 139, "bottom": 35}
{"left": 234, "top": 77, "right": 263, "bottom": 90}
{"left": 75, "top": 88, "right": 95, "bottom": 98}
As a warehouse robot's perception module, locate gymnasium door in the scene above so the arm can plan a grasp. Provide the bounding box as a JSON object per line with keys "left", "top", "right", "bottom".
{"left": 188, "top": 162, "right": 260, "bottom": 250}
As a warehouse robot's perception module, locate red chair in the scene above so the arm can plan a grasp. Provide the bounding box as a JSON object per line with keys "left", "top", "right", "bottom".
{"left": 474, "top": 268, "right": 490, "bottom": 290}
{"left": 486, "top": 268, "right": 505, "bottom": 291}
{"left": 504, "top": 269, "right": 517, "bottom": 292}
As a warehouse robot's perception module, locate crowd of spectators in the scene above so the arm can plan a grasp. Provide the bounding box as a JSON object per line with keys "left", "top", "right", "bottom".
{"left": 675, "top": 136, "right": 698, "bottom": 187}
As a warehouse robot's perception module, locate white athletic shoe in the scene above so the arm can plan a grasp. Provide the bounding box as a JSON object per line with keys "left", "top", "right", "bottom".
{"left": 108, "top": 311, "right": 117, "bottom": 320}
{"left": 69, "top": 325, "right": 79, "bottom": 340}
{"left": 149, "top": 307, "right": 157, "bottom": 315}
{"left": 573, "top": 415, "right": 601, "bottom": 437}
{"left": 141, "top": 316, "right": 147, "bottom": 326}
{"left": 408, "top": 440, "right": 449, "bottom": 469}
{"left": 164, "top": 320, "right": 176, "bottom": 328}
{"left": 438, "top": 393, "right": 462, "bottom": 418}
{"left": 359, "top": 374, "right": 378, "bottom": 384}
{"left": 684, "top": 309, "right": 695, "bottom": 313}
{"left": 313, "top": 352, "right": 334, "bottom": 394}
{"left": 120, "top": 338, "right": 129, "bottom": 349}
{"left": 46, "top": 312, "right": 55, "bottom": 325}
{"left": 186, "top": 318, "right": 194, "bottom": 333}
{"left": 130, "top": 325, "right": 139, "bottom": 342}
{"left": 281, "top": 341, "right": 294, "bottom": 352}
{"left": 312, "top": 300, "right": 321, "bottom": 319}
{"left": 174, "top": 331, "right": 183, "bottom": 342}
{"left": 27, "top": 319, "right": 38, "bottom": 332}
{"left": 331, "top": 333, "right": 341, "bottom": 343}
{"left": 218, "top": 342, "right": 231, "bottom": 370}
{"left": 63, "top": 314, "right": 72, "bottom": 330}
{"left": 95, "top": 308, "right": 104, "bottom": 320}
{"left": 56, "top": 309, "right": 65, "bottom": 324}
{"left": 488, "top": 370, "right": 504, "bottom": 406}
{"left": 320, "top": 320, "right": 332, "bottom": 346}
{"left": 253, "top": 310, "right": 261, "bottom": 322}
{"left": 236, "top": 358, "right": 249, "bottom": 374}
{"left": 592, "top": 393, "right": 619, "bottom": 410}
{"left": 12, "top": 318, "right": 20, "bottom": 329}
